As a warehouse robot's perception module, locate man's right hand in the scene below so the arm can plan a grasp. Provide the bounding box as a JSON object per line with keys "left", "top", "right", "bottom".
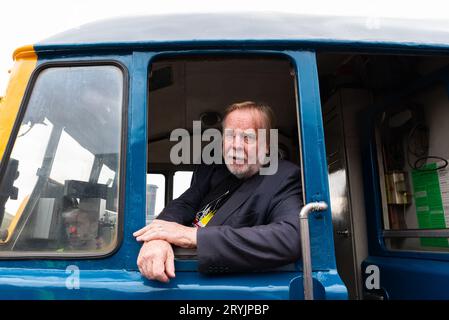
{"left": 137, "top": 239, "right": 175, "bottom": 283}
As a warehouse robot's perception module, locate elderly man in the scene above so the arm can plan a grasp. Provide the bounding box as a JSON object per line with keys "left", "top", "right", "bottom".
{"left": 134, "top": 101, "right": 303, "bottom": 283}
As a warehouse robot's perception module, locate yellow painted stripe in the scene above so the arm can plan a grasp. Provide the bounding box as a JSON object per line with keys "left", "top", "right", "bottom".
{"left": 0, "top": 45, "right": 37, "bottom": 161}
{"left": 0, "top": 45, "right": 36, "bottom": 244}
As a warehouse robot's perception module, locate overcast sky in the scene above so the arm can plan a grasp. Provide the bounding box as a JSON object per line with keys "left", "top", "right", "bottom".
{"left": 1, "top": 0, "right": 448, "bottom": 94}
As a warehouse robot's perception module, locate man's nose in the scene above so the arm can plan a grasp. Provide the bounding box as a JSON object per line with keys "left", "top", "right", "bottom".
{"left": 234, "top": 134, "right": 244, "bottom": 147}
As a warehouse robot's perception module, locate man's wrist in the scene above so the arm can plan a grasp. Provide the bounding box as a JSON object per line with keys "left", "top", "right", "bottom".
{"left": 185, "top": 226, "right": 198, "bottom": 248}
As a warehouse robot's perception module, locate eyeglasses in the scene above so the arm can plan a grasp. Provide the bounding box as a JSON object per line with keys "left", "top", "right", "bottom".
{"left": 223, "top": 129, "right": 257, "bottom": 144}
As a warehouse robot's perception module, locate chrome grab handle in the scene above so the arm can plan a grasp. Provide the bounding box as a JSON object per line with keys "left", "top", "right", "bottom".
{"left": 299, "top": 201, "right": 328, "bottom": 300}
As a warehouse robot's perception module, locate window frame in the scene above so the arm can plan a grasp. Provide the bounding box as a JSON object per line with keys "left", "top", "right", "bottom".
{"left": 0, "top": 60, "right": 129, "bottom": 259}
{"left": 375, "top": 123, "right": 449, "bottom": 253}
{"left": 362, "top": 65, "right": 449, "bottom": 261}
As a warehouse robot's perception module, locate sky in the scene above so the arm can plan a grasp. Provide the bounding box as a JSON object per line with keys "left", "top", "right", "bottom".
{"left": 0, "top": 0, "right": 448, "bottom": 94}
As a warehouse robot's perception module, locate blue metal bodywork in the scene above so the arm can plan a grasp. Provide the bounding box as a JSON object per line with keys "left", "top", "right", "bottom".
{"left": 0, "top": 268, "right": 347, "bottom": 300}
{"left": 362, "top": 256, "right": 449, "bottom": 300}
{"left": 3, "top": 12, "right": 449, "bottom": 299}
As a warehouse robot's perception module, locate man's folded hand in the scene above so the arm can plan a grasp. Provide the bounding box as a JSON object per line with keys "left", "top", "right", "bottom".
{"left": 133, "top": 219, "right": 198, "bottom": 248}
{"left": 137, "top": 239, "right": 175, "bottom": 283}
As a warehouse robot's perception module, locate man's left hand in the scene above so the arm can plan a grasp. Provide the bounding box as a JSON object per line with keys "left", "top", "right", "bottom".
{"left": 133, "top": 220, "right": 197, "bottom": 248}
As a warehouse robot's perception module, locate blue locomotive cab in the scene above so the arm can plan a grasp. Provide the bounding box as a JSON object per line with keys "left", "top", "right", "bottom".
{"left": 1, "top": 13, "right": 449, "bottom": 300}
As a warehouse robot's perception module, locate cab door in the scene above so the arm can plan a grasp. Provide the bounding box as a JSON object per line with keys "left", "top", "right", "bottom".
{"left": 132, "top": 50, "right": 347, "bottom": 300}
{"left": 0, "top": 49, "right": 346, "bottom": 300}
{"left": 0, "top": 55, "right": 146, "bottom": 299}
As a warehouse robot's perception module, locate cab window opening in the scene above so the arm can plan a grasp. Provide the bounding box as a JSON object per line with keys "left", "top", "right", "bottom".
{"left": 146, "top": 54, "right": 302, "bottom": 261}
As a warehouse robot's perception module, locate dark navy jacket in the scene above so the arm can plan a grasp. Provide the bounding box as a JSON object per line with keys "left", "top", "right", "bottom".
{"left": 157, "top": 160, "right": 303, "bottom": 273}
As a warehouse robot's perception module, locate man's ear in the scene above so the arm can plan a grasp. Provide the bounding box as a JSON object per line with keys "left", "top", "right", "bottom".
{"left": 259, "top": 148, "right": 270, "bottom": 166}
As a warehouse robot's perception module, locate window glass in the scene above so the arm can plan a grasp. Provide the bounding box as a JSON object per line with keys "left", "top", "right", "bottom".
{"left": 98, "top": 164, "right": 116, "bottom": 186}
{"left": 50, "top": 130, "right": 95, "bottom": 184}
{"left": 173, "top": 171, "right": 193, "bottom": 200}
{"left": 0, "top": 65, "right": 123, "bottom": 254}
{"left": 146, "top": 173, "right": 165, "bottom": 224}
{"left": 377, "top": 83, "right": 449, "bottom": 252}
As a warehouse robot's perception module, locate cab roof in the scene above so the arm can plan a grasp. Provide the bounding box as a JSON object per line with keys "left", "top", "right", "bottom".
{"left": 34, "top": 12, "right": 449, "bottom": 51}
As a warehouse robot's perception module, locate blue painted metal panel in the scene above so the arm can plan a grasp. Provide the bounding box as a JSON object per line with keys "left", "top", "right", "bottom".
{"left": 289, "top": 50, "right": 347, "bottom": 299}
{"left": 362, "top": 256, "right": 449, "bottom": 299}
{"left": 0, "top": 268, "right": 348, "bottom": 300}
{"left": 0, "top": 268, "right": 291, "bottom": 300}
{"left": 288, "top": 51, "right": 338, "bottom": 271}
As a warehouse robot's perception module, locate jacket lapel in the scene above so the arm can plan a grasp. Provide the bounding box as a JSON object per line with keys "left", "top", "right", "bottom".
{"left": 207, "top": 173, "right": 264, "bottom": 226}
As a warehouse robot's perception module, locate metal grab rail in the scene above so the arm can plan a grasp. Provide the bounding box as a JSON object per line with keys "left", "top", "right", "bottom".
{"left": 299, "top": 201, "right": 328, "bottom": 300}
